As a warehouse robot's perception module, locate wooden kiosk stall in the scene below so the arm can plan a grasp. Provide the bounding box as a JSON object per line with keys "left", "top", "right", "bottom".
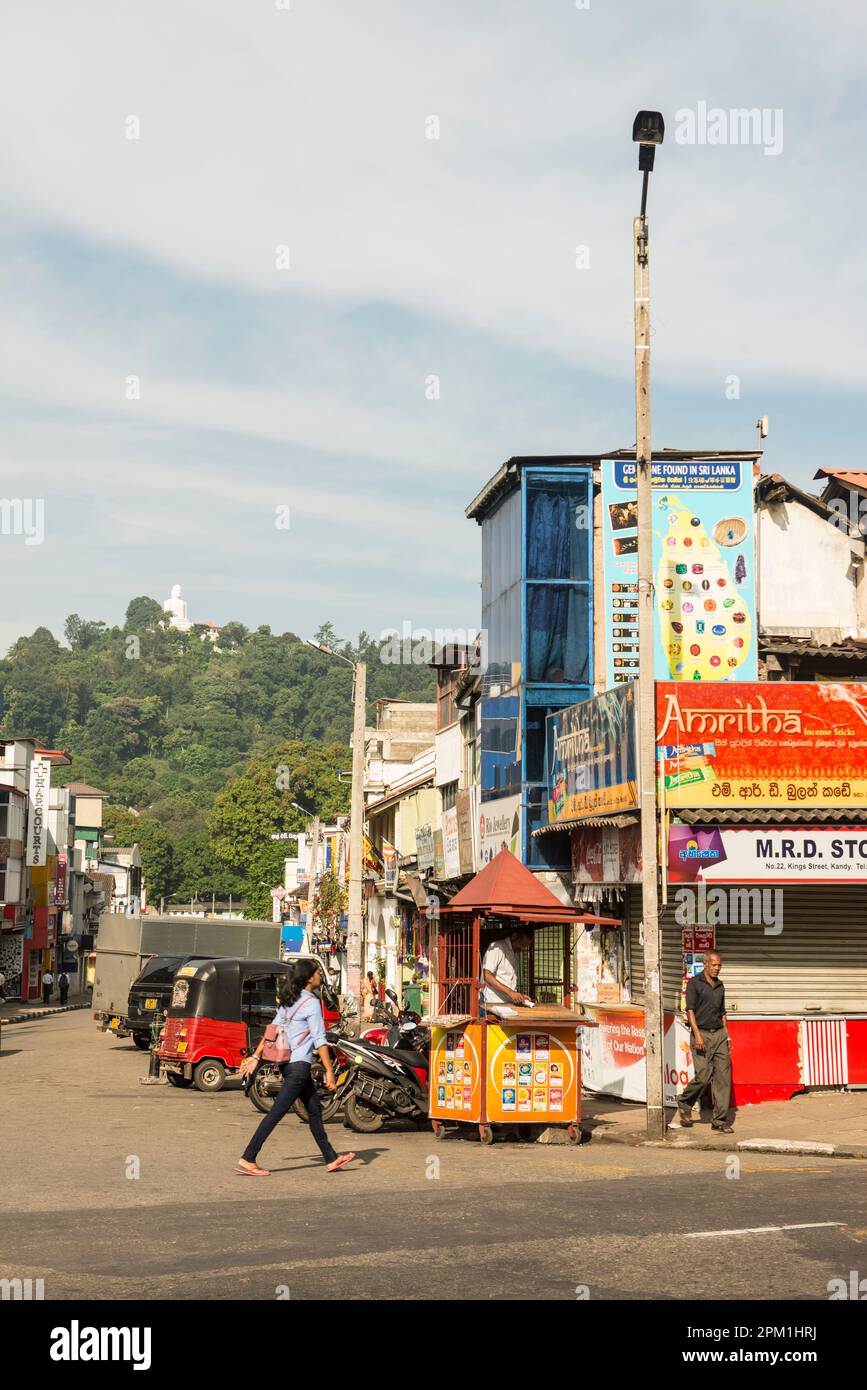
{"left": 427, "top": 848, "right": 602, "bottom": 1144}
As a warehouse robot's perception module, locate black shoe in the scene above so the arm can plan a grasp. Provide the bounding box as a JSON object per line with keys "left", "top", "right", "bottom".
{"left": 711, "top": 1123, "right": 734, "bottom": 1133}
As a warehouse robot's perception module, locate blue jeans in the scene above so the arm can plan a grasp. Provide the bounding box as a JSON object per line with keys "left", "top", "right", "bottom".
{"left": 242, "top": 1061, "right": 338, "bottom": 1165}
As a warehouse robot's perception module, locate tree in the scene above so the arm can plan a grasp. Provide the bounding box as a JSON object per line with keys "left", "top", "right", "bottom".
{"left": 103, "top": 806, "right": 174, "bottom": 904}
{"left": 207, "top": 740, "right": 350, "bottom": 914}
{"left": 218, "top": 622, "right": 248, "bottom": 650}
{"left": 124, "top": 596, "right": 165, "bottom": 631}
{"left": 64, "top": 614, "right": 107, "bottom": 650}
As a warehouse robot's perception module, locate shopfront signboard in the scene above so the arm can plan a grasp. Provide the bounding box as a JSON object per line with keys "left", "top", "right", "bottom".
{"left": 657, "top": 681, "right": 867, "bottom": 808}
{"left": 669, "top": 822, "right": 867, "bottom": 883}
{"left": 547, "top": 683, "right": 638, "bottom": 823}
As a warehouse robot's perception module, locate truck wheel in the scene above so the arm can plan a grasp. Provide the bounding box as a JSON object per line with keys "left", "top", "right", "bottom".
{"left": 167, "top": 1072, "right": 193, "bottom": 1088}
{"left": 193, "top": 1059, "right": 227, "bottom": 1093}
{"left": 132, "top": 1034, "right": 151, "bottom": 1051}
{"left": 344, "top": 1093, "right": 384, "bottom": 1133}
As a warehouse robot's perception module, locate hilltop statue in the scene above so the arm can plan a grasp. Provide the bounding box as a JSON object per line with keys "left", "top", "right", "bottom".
{"left": 163, "top": 584, "right": 192, "bottom": 632}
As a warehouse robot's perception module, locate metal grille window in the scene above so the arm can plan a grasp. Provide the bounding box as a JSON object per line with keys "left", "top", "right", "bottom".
{"left": 531, "top": 925, "right": 570, "bottom": 1005}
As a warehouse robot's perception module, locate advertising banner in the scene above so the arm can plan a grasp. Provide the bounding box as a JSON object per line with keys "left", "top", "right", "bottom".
{"left": 415, "top": 823, "right": 436, "bottom": 873}
{"left": 657, "top": 681, "right": 867, "bottom": 807}
{"left": 602, "top": 458, "right": 757, "bottom": 687}
{"left": 546, "top": 683, "right": 638, "bottom": 823}
{"left": 26, "top": 759, "right": 51, "bottom": 867}
{"left": 580, "top": 1005, "right": 694, "bottom": 1104}
{"left": 455, "top": 788, "right": 476, "bottom": 875}
{"left": 54, "top": 853, "right": 68, "bottom": 906}
{"left": 571, "top": 822, "right": 642, "bottom": 883}
{"left": 441, "top": 807, "right": 461, "bottom": 878}
{"left": 669, "top": 823, "right": 867, "bottom": 883}
{"left": 382, "top": 839, "right": 398, "bottom": 890}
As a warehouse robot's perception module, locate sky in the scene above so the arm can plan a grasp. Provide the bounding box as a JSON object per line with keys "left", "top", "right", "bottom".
{"left": 1, "top": 0, "right": 865, "bottom": 654}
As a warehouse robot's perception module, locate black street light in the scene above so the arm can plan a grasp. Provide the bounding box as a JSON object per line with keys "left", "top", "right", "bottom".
{"left": 632, "top": 109, "right": 665, "bottom": 217}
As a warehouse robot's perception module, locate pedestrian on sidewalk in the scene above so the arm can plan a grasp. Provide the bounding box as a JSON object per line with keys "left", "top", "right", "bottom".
{"left": 0, "top": 968, "right": 6, "bottom": 1002}
{"left": 236, "top": 959, "right": 356, "bottom": 1177}
{"left": 42, "top": 970, "right": 54, "bottom": 1005}
{"left": 677, "top": 951, "right": 733, "bottom": 1133}
{"left": 59, "top": 972, "right": 70, "bottom": 1006}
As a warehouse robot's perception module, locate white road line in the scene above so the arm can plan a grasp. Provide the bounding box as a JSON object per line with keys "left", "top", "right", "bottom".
{"left": 685, "top": 1222, "right": 844, "bottom": 1239}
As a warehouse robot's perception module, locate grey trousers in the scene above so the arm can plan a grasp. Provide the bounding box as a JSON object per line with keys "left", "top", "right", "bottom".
{"left": 680, "top": 1028, "right": 732, "bottom": 1125}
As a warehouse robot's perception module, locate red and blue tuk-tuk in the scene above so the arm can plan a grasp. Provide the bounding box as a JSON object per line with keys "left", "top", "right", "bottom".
{"left": 158, "top": 956, "right": 341, "bottom": 1093}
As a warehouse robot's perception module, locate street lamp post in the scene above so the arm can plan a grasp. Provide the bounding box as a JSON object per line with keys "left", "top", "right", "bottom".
{"left": 632, "top": 110, "right": 666, "bottom": 1141}
{"left": 306, "top": 641, "right": 367, "bottom": 1000}
{"left": 291, "top": 800, "right": 320, "bottom": 945}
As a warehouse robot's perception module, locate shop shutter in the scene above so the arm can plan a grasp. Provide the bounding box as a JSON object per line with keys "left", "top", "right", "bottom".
{"left": 628, "top": 885, "right": 867, "bottom": 1014}
{"left": 626, "top": 886, "right": 682, "bottom": 1009}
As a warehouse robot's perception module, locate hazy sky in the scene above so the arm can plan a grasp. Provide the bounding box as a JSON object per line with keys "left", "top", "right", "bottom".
{"left": 2, "top": 1, "right": 864, "bottom": 653}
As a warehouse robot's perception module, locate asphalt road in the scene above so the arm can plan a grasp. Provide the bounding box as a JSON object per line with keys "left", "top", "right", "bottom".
{"left": 3, "top": 1012, "right": 867, "bottom": 1301}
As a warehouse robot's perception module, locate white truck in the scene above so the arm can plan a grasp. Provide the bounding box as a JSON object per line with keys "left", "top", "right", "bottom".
{"left": 92, "top": 914, "right": 283, "bottom": 1044}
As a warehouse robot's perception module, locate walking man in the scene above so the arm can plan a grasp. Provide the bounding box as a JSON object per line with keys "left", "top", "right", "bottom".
{"left": 42, "top": 969, "right": 54, "bottom": 1005}
{"left": 59, "top": 971, "right": 70, "bottom": 1005}
{"left": 677, "top": 950, "right": 733, "bottom": 1133}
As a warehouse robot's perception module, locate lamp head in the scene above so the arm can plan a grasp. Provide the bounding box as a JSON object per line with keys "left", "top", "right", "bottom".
{"left": 633, "top": 110, "right": 665, "bottom": 171}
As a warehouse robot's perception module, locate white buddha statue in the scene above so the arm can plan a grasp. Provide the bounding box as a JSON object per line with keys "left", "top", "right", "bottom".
{"left": 163, "top": 584, "right": 192, "bottom": 632}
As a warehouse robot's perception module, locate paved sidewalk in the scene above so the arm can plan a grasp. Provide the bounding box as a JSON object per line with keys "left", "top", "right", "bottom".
{"left": 582, "top": 1089, "right": 867, "bottom": 1159}
{"left": 0, "top": 992, "right": 92, "bottom": 1025}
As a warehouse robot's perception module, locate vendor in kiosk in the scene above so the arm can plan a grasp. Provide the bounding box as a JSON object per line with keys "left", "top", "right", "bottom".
{"left": 480, "top": 926, "right": 534, "bottom": 1014}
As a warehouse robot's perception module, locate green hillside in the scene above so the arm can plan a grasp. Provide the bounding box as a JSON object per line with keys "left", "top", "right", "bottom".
{"left": 0, "top": 600, "right": 436, "bottom": 914}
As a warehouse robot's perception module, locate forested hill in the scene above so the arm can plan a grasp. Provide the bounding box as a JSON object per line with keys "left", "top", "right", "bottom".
{"left": 0, "top": 599, "right": 436, "bottom": 915}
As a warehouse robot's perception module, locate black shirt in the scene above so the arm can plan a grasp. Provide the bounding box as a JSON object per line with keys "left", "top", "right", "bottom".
{"left": 685, "top": 972, "right": 726, "bottom": 1032}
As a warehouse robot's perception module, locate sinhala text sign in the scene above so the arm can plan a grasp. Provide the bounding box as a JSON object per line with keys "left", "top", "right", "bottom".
{"left": 657, "top": 681, "right": 867, "bottom": 807}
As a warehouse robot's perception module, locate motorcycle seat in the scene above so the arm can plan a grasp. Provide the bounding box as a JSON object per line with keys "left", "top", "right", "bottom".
{"left": 362, "top": 1042, "right": 429, "bottom": 1070}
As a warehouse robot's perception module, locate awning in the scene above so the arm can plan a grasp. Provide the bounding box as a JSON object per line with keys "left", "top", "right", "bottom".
{"left": 671, "top": 808, "right": 867, "bottom": 825}
{"left": 532, "top": 813, "right": 639, "bottom": 837}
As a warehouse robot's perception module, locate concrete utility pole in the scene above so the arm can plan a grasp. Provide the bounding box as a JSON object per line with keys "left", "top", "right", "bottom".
{"left": 346, "top": 660, "right": 366, "bottom": 1000}
{"left": 308, "top": 813, "right": 320, "bottom": 938}
{"left": 632, "top": 111, "right": 666, "bottom": 1140}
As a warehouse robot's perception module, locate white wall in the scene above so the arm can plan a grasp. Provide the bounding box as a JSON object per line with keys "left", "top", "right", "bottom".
{"left": 760, "top": 500, "right": 862, "bottom": 637}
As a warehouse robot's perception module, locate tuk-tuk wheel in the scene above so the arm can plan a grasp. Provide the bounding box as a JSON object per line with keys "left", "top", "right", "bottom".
{"left": 193, "top": 1059, "right": 227, "bottom": 1093}
{"left": 166, "top": 1072, "right": 193, "bottom": 1088}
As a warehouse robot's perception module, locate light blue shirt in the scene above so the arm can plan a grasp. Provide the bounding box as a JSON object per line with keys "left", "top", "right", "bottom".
{"left": 274, "top": 990, "right": 327, "bottom": 1065}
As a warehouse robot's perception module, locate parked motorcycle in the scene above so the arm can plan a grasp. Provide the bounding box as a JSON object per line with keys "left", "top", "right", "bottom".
{"left": 339, "top": 1003, "right": 430, "bottom": 1133}
{"left": 247, "top": 1018, "right": 353, "bottom": 1120}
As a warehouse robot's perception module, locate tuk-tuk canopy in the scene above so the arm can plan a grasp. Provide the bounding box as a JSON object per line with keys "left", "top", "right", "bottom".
{"left": 168, "top": 957, "right": 291, "bottom": 1021}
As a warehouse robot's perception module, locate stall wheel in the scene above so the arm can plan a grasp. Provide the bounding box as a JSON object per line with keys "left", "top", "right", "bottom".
{"left": 479, "top": 1124, "right": 494, "bottom": 1146}
{"left": 432, "top": 1119, "right": 446, "bottom": 1141}
{"left": 567, "top": 1123, "right": 581, "bottom": 1146}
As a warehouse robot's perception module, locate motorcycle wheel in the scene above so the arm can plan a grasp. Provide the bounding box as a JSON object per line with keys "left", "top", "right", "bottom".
{"left": 293, "top": 1059, "right": 345, "bottom": 1123}
{"left": 248, "top": 1065, "right": 280, "bottom": 1115}
{"left": 344, "top": 1092, "right": 385, "bottom": 1133}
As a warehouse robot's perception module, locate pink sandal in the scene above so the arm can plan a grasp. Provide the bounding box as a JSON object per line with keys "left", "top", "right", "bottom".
{"left": 235, "top": 1163, "right": 270, "bottom": 1177}
{"left": 326, "top": 1152, "right": 356, "bottom": 1172}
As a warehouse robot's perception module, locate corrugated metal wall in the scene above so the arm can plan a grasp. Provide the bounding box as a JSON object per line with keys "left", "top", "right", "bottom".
{"left": 627, "top": 886, "right": 867, "bottom": 1014}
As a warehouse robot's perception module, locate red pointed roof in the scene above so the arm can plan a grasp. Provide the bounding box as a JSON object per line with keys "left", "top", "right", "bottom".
{"left": 441, "top": 848, "right": 577, "bottom": 922}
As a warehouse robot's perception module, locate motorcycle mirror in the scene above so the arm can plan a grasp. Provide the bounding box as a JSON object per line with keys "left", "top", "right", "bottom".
{"left": 385, "top": 988, "right": 398, "bottom": 1003}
